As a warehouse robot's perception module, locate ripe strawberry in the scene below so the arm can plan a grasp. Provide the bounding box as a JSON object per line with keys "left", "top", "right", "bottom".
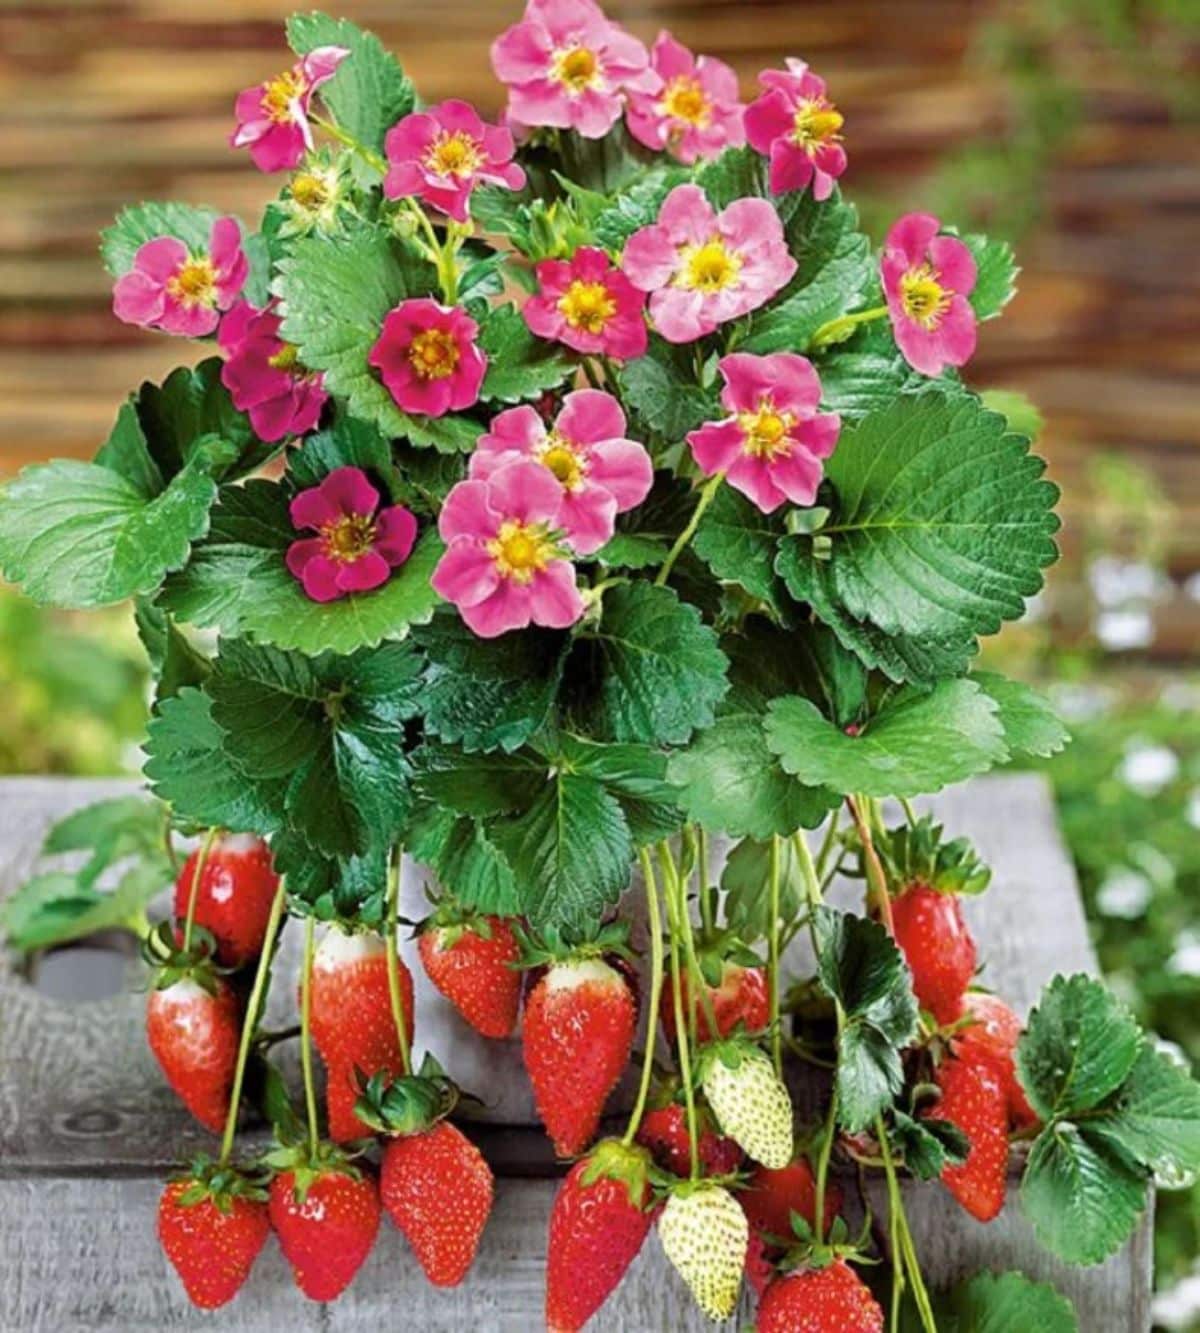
{"left": 955, "top": 992, "right": 1038, "bottom": 1130}
{"left": 744, "top": 1229, "right": 774, "bottom": 1300}
{"left": 740, "top": 1158, "right": 843, "bottom": 1245}
{"left": 418, "top": 912, "right": 521, "bottom": 1039}
{"left": 926, "top": 1054, "right": 1009, "bottom": 1222}
{"left": 269, "top": 1161, "right": 381, "bottom": 1302}
{"left": 891, "top": 884, "right": 976, "bottom": 1024}
{"left": 380, "top": 1119, "right": 494, "bottom": 1286}
{"left": 545, "top": 1139, "right": 654, "bottom": 1332}
{"left": 523, "top": 956, "right": 636, "bottom": 1157}
{"left": 174, "top": 833, "right": 279, "bottom": 968}
{"left": 636, "top": 1101, "right": 742, "bottom": 1178}
{"left": 157, "top": 1167, "right": 269, "bottom": 1310}
{"left": 658, "top": 1183, "right": 749, "bottom": 1321}
{"left": 661, "top": 960, "right": 769, "bottom": 1043}
{"left": 698, "top": 1039, "right": 794, "bottom": 1170}
{"left": 309, "top": 926, "right": 415, "bottom": 1142}
{"left": 758, "top": 1260, "right": 885, "bottom": 1332}
{"left": 146, "top": 973, "right": 240, "bottom": 1133}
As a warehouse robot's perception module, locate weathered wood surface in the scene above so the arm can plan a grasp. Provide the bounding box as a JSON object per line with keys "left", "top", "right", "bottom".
{"left": 0, "top": 774, "right": 1152, "bottom": 1330}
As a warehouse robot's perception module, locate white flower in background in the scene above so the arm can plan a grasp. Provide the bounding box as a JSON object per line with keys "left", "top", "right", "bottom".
{"left": 1051, "top": 682, "right": 1112, "bottom": 722}
{"left": 1088, "top": 556, "right": 1167, "bottom": 607}
{"left": 1095, "top": 869, "right": 1153, "bottom": 920}
{"left": 1119, "top": 741, "right": 1179, "bottom": 796}
{"left": 1185, "top": 570, "right": 1200, "bottom": 603}
{"left": 1187, "top": 789, "right": 1200, "bottom": 830}
{"left": 1154, "top": 1264, "right": 1200, "bottom": 1330}
{"left": 1167, "top": 931, "right": 1200, "bottom": 979}
{"left": 1095, "top": 608, "right": 1154, "bottom": 651}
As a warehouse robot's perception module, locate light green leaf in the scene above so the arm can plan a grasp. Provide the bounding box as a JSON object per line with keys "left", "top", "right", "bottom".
{"left": 100, "top": 201, "right": 222, "bottom": 277}
{"left": 0, "top": 862, "right": 169, "bottom": 953}
{"left": 618, "top": 336, "right": 719, "bottom": 443}
{"left": 972, "top": 671, "right": 1069, "bottom": 759}
{"left": 693, "top": 485, "right": 786, "bottom": 605}
{"left": 980, "top": 388, "right": 1044, "bottom": 439}
{"left": 720, "top": 836, "right": 806, "bottom": 944}
{"left": 964, "top": 233, "right": 1019, "bottom": 321}
{"left": 43, "top": 795, "right": 166, "bottom": 888}
{"left": 595, "top": 532, "right": 670, "bottom": 570}
{"left": 406, "top": 805, "right": 521, "bottom": 917}
{"left": 592, "top": 166, "right": 687, "bottom": 252}
{"left": 1085, "top": 1045, "right": 1200, "bottom": 1181}
{"left": 479, "top": 304, "right": 574, "bottom": 403}
{"left": 940, "top": 1271, "right": 1078, "bottom": 1332}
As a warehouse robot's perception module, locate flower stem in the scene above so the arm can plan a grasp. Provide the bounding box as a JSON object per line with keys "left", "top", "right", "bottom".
{"left": 385, "top": 845, "right": 412, "bottom": 1077}
{"left": 768, "top": 834, "right": 783, "bottom": 1077}
{"left": 660, "top": 842, "right": 719, "bottom": 1044}
{"left": 181, "top": 827, "right": 218, "bottom": 955}
{"left": 695, "top": 825, "right": 714, "bottom": 935}
{"left": 310, "top": 114, "right": 387, "bottom": 175}
{"left": 663, "top": 847, "right": 700, "bottom": 1181}
{"left": 848, "top": 795, "right": 894, "bottom": 934}
{"left": 218, "top": 883, "right": 287, "bottom": 1166}
{"left": 808, "top": 304, "right": 888, "bottom": 351}
{"left": 655, "top": 472, "right": 723, "bottom": 587}
{"left": 624, "top": 848, "right": 665, "bottom": 1147}
{"left": 791, "top": 829, "right": 822, "bottom": 912}
{"left": 300, "top": 915, "right": 320, "bottom": 1159}
{"left": 814, "top": 809, "right": 840, "bottom": 882}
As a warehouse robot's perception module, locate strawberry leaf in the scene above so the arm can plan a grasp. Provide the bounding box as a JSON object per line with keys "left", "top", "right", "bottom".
{"left": 963, "top": 232, "right": 1019, "bottom": 321}
{"left": 972, "top": 670, "right": 1070, "bottom": 759}
{"left": 100, "top": 201, "right": 222, "bottom": 277}
{"left": 935, "top": 1271, "right": 1078, "bottom": 1332}
{"left": 478, "top": 303, "right": 573, "bottom": 404}
{"left": 405, "top": 805, "right": 521, "bottom": 917}
{"left": 719, "top": 836, "right": 807, "bottom": 944}
{"left": 692, "top": 485, "right": 787, "bottom": 607}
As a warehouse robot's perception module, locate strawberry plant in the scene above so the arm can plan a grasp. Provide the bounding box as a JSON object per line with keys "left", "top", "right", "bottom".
{"left": 2, "top": 1, "right": 1199, "bottom": 1325}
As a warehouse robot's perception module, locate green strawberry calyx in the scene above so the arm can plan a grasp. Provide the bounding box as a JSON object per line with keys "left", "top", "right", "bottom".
{"left": 353, "top": 1053, "right": 461, "bottom": 1137}
{"left": 261, "top": 1138, "right": 367, "bottom": 1204}
{"left": 169, "top": 1153, "right": 269, "bottom": 1215}
{"left": 578, "top": 1137, "right": 655, "bottom": 1210}
{"left": 876, "top": 815, "right": 991, "bottom": 897}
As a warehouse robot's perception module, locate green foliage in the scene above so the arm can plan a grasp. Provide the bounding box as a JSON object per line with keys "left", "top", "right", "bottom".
{"left": 478, "top": 304, "right": 574, "bottom": 404}
{"left": 920, "top": 1271, "right": 1078, "bottom": 1332}
{"left": 719, "top": 836, "right": 806, "bottom": 944}
{"left": 693, "top": 485, "right": 787, "bottom": 607}
{"left": 100, "top": 201, "right": 222, "bottom": 277}
{"left": 963, "top": 233, "right": 1019, "bottom": 320}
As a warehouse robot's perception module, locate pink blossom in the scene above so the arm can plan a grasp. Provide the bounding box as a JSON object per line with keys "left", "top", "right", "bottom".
{"left": 218, "top": 302, "right": 328, "bottom": 442}
{"left": 112, "top": 217, "right": 247, "bottom": 338}
{"left": 286, "top": 467, "right": 418, "bottom": 603}
{"left": 625, "top": 32, "right": 745, "bottom": 164}
{"left": 471, "top": 390, "right": 651, "bottom": 554}
{"left": 523, "top": 246, "right": 647, "bottom": 360}
{"left": 383, "top": 100, "right": 526, "bottom": 224}
{"left": 686, "top": 352, "right": 840, "bottom": 513}
{"left": 490, "top": 0, "right": 659, "bottom": 140}
{"left": 368, "top": 299, "right": 487, "bottom": 418}
{"left": 744, "top": 59, "right": 847, "bottom": 200}
{"left": 231, "top": 46, "right": 349, "bottom": 173}
{"left": 881, "top": 213, "right": 978, "bottom": 377}
{"left": 621, "top": 183, "right": 796, "bottom": 344}
{"left": 432, "top": 459, "right": 585, "bottom": 638}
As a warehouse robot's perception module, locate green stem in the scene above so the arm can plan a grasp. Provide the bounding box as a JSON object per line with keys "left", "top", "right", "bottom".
{"left": 624, "top": 849, "right": 665, "bottom": 1146}
{"left": 814, "top": 810, "right": 840, "bottom": 882}
{"left": 768, "top": 835, "right": 783, "bottom": 1077}
{"left": 219, "top": 884, "right": 287, "bottom": 1166}
{"left": 310, "top": 114, "right": 387, "bottom": 174}
{"left": 655, "top": 472, "right": 723, "bottom": 587}
{"left": 814, "top": 1029, "right": 840, "bottom": 1245}
{"left": 162, "top": 817, "right": 179, "bottom": 875}
{"left": 695, "top": 826, "right": 714, "bottom": 936}
{"left": 899, "top": 796, "right": 918, "bottom": 828}
{"left": 848, "top": 796, "right": 894, "bottom": 934}
{"left": 661, "top": 842, "right": 719, "bottom": 1045}
{"left": 385, "top": 845, "right": 413, "bottom": 1077}
{"left": 181, "top": 827, "right": 218, "bottom": 955}
{"left": 791, "top": 830, "right": 822, "bottom": 912}
{"left": 581, "top": 357, "right": 604, "bottom": 390}
{"left": 300, "top": 916, "right": 320, "bottom": 1158}
{"left": 808, "top": 304, "right": 888, "bottom": 350}
{"left": 877, "top": 1115, "right": 938, "bottom": 1333}
{"left": 663, "top": 850, "right": 700, "bottom": 1181}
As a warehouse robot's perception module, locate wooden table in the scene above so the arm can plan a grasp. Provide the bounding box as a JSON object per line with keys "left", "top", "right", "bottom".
{"left": 0, "top": 774, "right": 1153, "bottom": 1330}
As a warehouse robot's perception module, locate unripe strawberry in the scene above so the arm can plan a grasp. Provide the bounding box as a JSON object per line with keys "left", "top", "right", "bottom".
{"left": 658, "top": 1183, "right": 748, "bottom": 1321}
{"left": 699, "top": 1040, "right": 793, "bottom": 1170}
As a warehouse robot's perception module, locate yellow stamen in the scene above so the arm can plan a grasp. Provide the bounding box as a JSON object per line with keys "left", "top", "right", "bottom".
{"left": 423, "top": 130, "right": 483, "bottom": 179}
{"left": 165, "top": 257, "right": 217, "bottom": 309}
{"left": 321, "top": 513, "right": 376, "bottom": 563}
{"left": 261, "top": 69, "right": 307, "bottom": 125}
{"left": 739, "top": 400, "right": 795, "bottom": 460}
{"left": 538, "top": 434, "right": 586, "bottom": 492}
{"left": 290, "top": 171, "right": 331, "bottom": 211}
{"left": 268, "top": 343, "right": 301, "bottom": 373}
{"left": 408, "top": 328, "right": 461, "bottom": 380}
{"left": 661, "top": 77, "right": 711, "bottom": 128}
{"left": 899, "top": 263, "right": 951, "bottom": 330}
{"left": 678, "top": 238, "right": 742, "bottom": 293}
{"left": 557, "top": 279, "right": 617, "bottom": 335}
{"left": 552, "top": 45, "right": 600, "bottom": 93}
{"left": 486, "top": 519, "right": 556, "bottom": 584}
{"left": 792, "top": 98, "right": 844, "bottom": 153}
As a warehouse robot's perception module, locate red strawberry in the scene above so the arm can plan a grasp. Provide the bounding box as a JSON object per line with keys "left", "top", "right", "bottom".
{"left": 744, "top": 1230, "right": 774, "bottom": 1300}
{"left": 380, "top": 1119, "right": 494, "bottom": 1286}
{"left": 758, "top": 1260, "right": 885, "bottom": 1332}
{"left": 523, "top": 957, "right": 636, "bottom": 1157}
{"left": 636, "top": 1101, "right": 742, "bottom": 1178}
{"left": 418, "top": 913, "right": 521, "bottom": 1039}
{"left": 740, "top": 1158, "right": 843, "bottom": 1245}
{"left": 661, "top": 960, "right": 769, "bottom": 1043}
{"left": 146, "top": 973, "right": 240, "bottom": 1133}
{"left": 926, "top": 1054, "right": 1009, "bottom": 1222}
{"left": 955, "top": 992, "right": 1038, "bottom": 1130}
{"left": 269, "top": 1163, "right": 380, "bottom": 1302}
{"left": 891, "top": 884, "right": 976, "bottom": 1024}
{"left": 158, "top": 1171, "right": 270, "bottom": 1309}
{"left": 309, "top": 926, "right": 415, "bottom": 1142}
{"left": 545, "top": 1139, "right": 654, "bottom": 1332}
{"left": 174, "top": 833, "right": 279, "bottom": 968}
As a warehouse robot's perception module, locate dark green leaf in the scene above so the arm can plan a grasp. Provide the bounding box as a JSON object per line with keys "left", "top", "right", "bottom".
{"left": 1085, "top": 1044, "right": 1200, "bottom": 1181}
{"left": 720, "top": 836, "right": 807, "bottom": 944}
{"left": 478, "top": 304, "right": 574, "bottom": 404}
{"left": 618, "top": 336, "right": 719, "bottom": 443}
{"left": 272, "top": 833, "right": 389, "bottom": 925}
{"left": 406, "top": 805, "right": 521, "bottom": 916}
{"left": 413, "top": 745, "right": 544, "bottom": 817}
{"left": 891, "top": 1109, "right": 969, "bottom": 1181}
{"left": 693, "top": 485, "right": 787, "bottom": 605}
{"left": 134, "top": 600, "right": 212, "bottom": 702}
{"left": 972, "top": 671, "right": 1070, "bottom": 759}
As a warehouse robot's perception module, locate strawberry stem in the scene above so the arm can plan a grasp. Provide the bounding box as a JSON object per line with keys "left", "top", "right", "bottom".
{"left": 694, "top": 826, "right": 714, "bottom": 936}
{"left": 847, "top": 796, "right": 895, "bottom": 934}
{"left": 661, "top": 845, "right": 700, "bottom": 1181}
{"left": 181, "top": 826, "right": 218, "bottom": 955}
{"left": 300, "top": 915, "right": 320, "bottom": 1159}
{"left": 310, "top": 113, "right": 387, "bottom": 175}
{"left": 659, "top": 842, "right": 720, "bottom": 1045}
{"left": 813, "top": 809, "right": 841, "bottom": 882}
{"left": 813, "top": 1015, "right": 840, "bottom": 1245}
{"left": 654, "top": 471, "right": 723, "bottom": 588}
{"left": 385, "top": 844, "right": 413, "bottom": 1077}
{"left": 876, "top": 1114, "right": 937, "bottom": 1333}
{"left": 768, "top": 834, "right": 783, "bottom": 1077}
{"left": 623, "top": 847, "right": 665, "bottom": 1147}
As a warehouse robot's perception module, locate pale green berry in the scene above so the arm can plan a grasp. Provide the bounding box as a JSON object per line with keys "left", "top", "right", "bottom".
{"left": 658, "top": 1184, "right": 748, "bottom": 1321}
{"left": 701, "top": 1043, "right": 793, "bottom": 1169}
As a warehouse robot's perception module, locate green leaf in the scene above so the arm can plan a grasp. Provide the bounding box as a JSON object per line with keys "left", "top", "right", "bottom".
{"left": 618, "top": 336, "right": 719, "bottom": 443}
{"left": 891, "top": 1109, "right": 969, "bottom": 1181}
{"left": 1021, "top": 1123, "right": 1148, "bottom": 1266}
{"left": 43, "top": 795, "right": 166, "bottom": 887}
{"left": 693, "top": 485, "right": 786, "bottom": 605}
{"left": 693, "top": 145, "right": 766, "bottom": 208}
{"left": 720, "top": 836, "right": 807, "bottom": 944}
{"left": 568, "top": 582, "right": 728, "bottom": 746}
{"left": 1015, "top": 974, "right": 1143, "bottom": 1121}
{"left": 271, "top": 834, "right": 389, "bottom": 926}
{"left": 594, "top": 532, "right": 670, "bottom": 570}
{"left": 592, "top": 166, "right": 687, "bottom": 251}
{"left": 286, "top": 415, "right": 398, "bottom": 493}
{"left": 939, "top": 1271, "right": 1078, "bottom": 1333}
{"left": 478, "top": 304, "right": 574, "bottom": 404}
{"left": 556, "top": 733, "right": 683, "bottom": 848}
{"left": 406, "top": 805, "right": 521, "bottom": 917}
{"left": 813, "top": 352, "right": 921, "bottom": 423}
{"left": 980, "top": 389, "right": 1044, "bottom": 439}
{"left": 765, "top": 679, "right": 1007, "bottom": 799}
{"left": 134, "top": 600, "right": 212, "bottom": 702}
{"left": 413, "top": 745, "right": 544, "bottom": 817}
{"left": 1085, "top": 1045, "right": 1200, "bottom": 1181}
{"left": 964, "top": 233, "right": 1019, "bottom": 321}
{"left": 972, "top": 671, "right": 1069, "bottom": 759}
{"left": 0, "top": 862, "right": 169, "bottom": 953}
{"left": 100, "top": 201, "right": 222, "bottom": 277}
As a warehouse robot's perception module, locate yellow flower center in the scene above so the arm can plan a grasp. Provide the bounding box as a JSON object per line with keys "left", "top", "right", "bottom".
{"left": 290, "top": 171, "right": 331, "bottom": 211}
{"left": 424, "top": 130, "right": 483, "bottom": 179}
{"left": 321, "top": 513, "right": 377, "bottom": 563}
{"left": 678, "top": 238, "right": 742, "bottom": 293}
{"left": 165, "top": 257, "right": 217, "bottom": 309}
{"left": 661, "top": 76, "right": 711, "bottom": 127}
{"left": 261, "top": 69, "right": 307, "bottom": 125}
{"left": 739, "top": 401, "right": 795, "bottom": 460}
{"left": 552, "top": 45, "right": 601, "bottom": 93}
{"left": 486, "top": 519, "right": 555, "bottom": 584}
{"left": 557, "top": 279, "right": 617, "bottom": 334}
{"left": 538, "top": 434, "right": 586, "bottom": 492}
{"left": 268, "top": 343, "right": 301, "bottom": 373}
{"left": 792, "top": 98, "right": 844, "bottom": 153}
{"left": 899, "top": 263, "right": 951, "bottom": 330}
{"left": 408, "top": 328, "right": 461, "bottom": 380}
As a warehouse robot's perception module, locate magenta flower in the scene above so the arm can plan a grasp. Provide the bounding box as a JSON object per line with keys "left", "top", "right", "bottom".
{"left": 368, "top": 299, "right": 487, "bottom": 418}
{"left": 285, "top": 467, "right": 418, "bottom": 604}
{"left": 625, "top": 32, "right": 745, "bottom": 165}
{"left": 218, "top": 303, "right": 328, "bottom": 442}
{"left": 523, "top": 246, "right": 648, "bottom": 360}
{"left": 231, "top": 46, "right": 349, "bottom": 173}
{"left": 744, "top": 59, "right": 846, "bottom": 200}
{"left": 621, "top": 184, "right": 796, "bottom": 344}
{"left": 470, "top": 390, "right": 652, "bottom": 554}
{"left": 383, "top": 100, "right": 526, "bottom": 224}
{"left": 687, "top": 353, "right": 840, "bottom": 513}
{"left": 491, "top": 0, "right": 659, "bottom": 140}
{"left": 432, "top": 459, "right": 585, "bottom": 638}
{"left": 881, "top": 213, "right": 978, "bottom": 378}
{"left": 112, "top": 217, "right": 247, "bottom": 338}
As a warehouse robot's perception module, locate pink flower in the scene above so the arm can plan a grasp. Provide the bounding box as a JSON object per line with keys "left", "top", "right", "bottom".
{"left": 686, "top": 352, "right": 840, "bottom": 513}
{"left": 523, "top": 247, "right": 647, "bottom": 360}
{"left": 231, "top": 46, "right": 350, "bottom": 173}
{"left": 218, "top": 302, "right": 328, "bottom": 442}
{"left": 491, "top": 0, "right": 659, "bottom": 140}
{"left": 471, "top": 390, "right": 651, "bottom": 554}
{"left": 112, "top": 217, "right": 247, "bottom": 338}
{"left": 286, "top": 467, "right": 418, "bottom": 603}
{"left": 881, "top": 213, "right": 978, "bottom": 377}
{"left": 744, "top": 59, "right": 847, "bottom": 200}
{"left": 621, "top": 184, "right": 796, "bottom": 344}
{"left": 625, "top": 32, "right": 745, "bottom": 164}
{"left": 432, "top": 459, "right": 585, "bottom": 638}
{"left": 383, "top": 100, "right": 526, "bottom": 224}
{"left": 368, "top": 299, "right": 487, "bottom": 417}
